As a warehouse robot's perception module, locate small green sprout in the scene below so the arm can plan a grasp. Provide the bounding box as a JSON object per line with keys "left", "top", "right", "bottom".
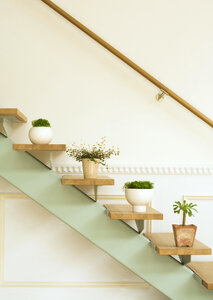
{"left": 173, "top": 200, "right": 198, "bottom": 226}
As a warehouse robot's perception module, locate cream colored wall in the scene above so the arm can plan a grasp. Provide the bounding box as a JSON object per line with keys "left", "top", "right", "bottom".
{"left": 0, "top": 0, "right": 213, "bottom": 299}
{"left": 0, "top": 0, "right": 213, "bottom": 164}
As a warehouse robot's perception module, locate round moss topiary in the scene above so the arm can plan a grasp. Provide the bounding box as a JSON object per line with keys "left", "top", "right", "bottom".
{"left": 123, "top": 181, "right": 154, "bottom": 189}
{"left": 32, "top": 118, "right": 51, "bottom": 127}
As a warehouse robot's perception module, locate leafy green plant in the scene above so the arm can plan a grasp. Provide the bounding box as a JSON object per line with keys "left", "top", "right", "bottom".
{"left": 66, "top": 137, "right": 120, "bottom": 167}
{"left": 123, "top": 181, "right": 154, "bottom": 190}
{"left": 32, "top": 118, "right": 51, "bottom": 127}
{"left": 173, "top": 200, "right": 198, "bottom": 226}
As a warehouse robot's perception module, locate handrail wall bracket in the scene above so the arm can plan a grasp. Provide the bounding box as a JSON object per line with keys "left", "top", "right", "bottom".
{"left": 40, "top": 0, "right": 213, "bottom": 128}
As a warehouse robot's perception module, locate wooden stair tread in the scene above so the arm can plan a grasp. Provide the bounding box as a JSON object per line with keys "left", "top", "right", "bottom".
{"left": 144, "top": 233, "right": 211, "bottom": 255}
{"left": 104, "top": 204, "right": 163, "bottom": 220}
{"left": 187, "top": 262, "right": 213, "bottom": 289}
{"left": 0, "top": 108, "right": 27, "bottom": 122}
{"left": 62, "top": 175, "right": 114, "bottom": 186}
{"left": 13, "top": 144, "right": 66, "bottom": 151}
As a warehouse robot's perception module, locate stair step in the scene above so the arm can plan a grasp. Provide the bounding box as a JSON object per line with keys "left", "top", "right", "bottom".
{"left": 105, "top": 204, "right": 163, "bottom": 220}
{"left": 187, "top": 262, "right": 213, "bottom": 289}
{"left": 13, "top": 144, "right": 66, "bottom": 151}
{"left": 62, "top": 175, "right": 114, "bottom": 186}
{"left": 0, "top": 108, "right": 27, "bottom": 122}
{"left": 144, "top": 233, "right": 211, "bottom": 255}
{"left": 2, "top": 135, "right": 213, "bottom": 299}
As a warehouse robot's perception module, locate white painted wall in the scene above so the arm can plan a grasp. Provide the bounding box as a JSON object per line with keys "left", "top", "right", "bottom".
{"left": 0, "top": 0, "right": 213, "bottom": 299}
{"left": 0, "top": 0, "right": 213, "bottom": 164}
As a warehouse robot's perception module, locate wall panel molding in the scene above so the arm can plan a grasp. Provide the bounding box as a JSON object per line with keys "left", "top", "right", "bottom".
{"left": 184, "top": 196, "right": 213, "bottom": 201}
{"left": 0, "top": 196, "right": 5, "bottom": 283}
{"left": 0, "top": 281, "right": 149, "bottom": 288}
{"left": 0, "top": 194, "right": 149, "bottom": 288}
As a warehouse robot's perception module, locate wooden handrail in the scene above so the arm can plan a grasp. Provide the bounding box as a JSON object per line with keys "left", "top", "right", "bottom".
{"left": 41, "top": 0, "right": 213, "bottom": 128}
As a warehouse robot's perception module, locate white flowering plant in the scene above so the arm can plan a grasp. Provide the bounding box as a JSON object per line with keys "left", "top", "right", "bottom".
{"left": 66, "top": 137, "right": 120, "bottom": 167}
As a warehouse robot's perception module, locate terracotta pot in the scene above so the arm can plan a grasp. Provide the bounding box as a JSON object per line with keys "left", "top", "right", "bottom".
{"left": 172, "top": 224, "right": 197, "bottom": 247}
{"left": 82, "top": 158, "right": 99, "bottom": 179}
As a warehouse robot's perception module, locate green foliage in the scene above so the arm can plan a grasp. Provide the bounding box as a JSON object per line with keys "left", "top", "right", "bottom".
{"left": 123, "top": 181, "right": 154, "bottom": 190}
{"left": 66, "top": 137, "right": 120, "bottom": 167}
{"left": 173, "top": 200, "right": 198, "bottom": 226}
{"left": 32, "top": 118, "right": 51, "bottom": 127}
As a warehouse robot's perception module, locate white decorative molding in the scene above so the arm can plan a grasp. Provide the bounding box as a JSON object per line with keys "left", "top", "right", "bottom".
{"left": 53, "top": 163, "right": 213, "bottom": 176}
{"left": 1, "top": 281, "right": 149, "bottom": 288}
{"left": 184, "top": 196, "right": 213, "bottom": 201}
{"left": 0, "top": 195, "right": 5, "bottom": 282}
{"left": 0, "top": 193, "right": 150, "bottom": 288}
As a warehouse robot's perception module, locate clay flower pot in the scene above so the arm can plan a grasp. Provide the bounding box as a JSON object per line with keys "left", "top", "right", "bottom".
{"left": 172, "top": 224, "right": 197, "bottom": 247}
{"left": 82, "top": 158, "right": 99, "bottom": 179}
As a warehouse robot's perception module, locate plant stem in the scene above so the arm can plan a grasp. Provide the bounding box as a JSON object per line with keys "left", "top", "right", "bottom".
{"left": 182, "top": 212, "right": 186, "bottom": 226}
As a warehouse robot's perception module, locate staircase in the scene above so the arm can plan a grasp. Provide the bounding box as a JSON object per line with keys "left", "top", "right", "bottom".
{"left": 0, "top": 108, "right": 213, "bottom": 300}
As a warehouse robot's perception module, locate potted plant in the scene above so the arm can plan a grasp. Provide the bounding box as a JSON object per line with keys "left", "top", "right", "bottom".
{"left": 29, "top": 118, "right": 53, "bottom": 144}
{"left": 173, "top": 200, "right": 198, "bottom": 247}
{"left": 66, "top": 137, "right": 120, "bottom": 179}
{"left": 123, "top": 181, "right": 154, "bottom": 212}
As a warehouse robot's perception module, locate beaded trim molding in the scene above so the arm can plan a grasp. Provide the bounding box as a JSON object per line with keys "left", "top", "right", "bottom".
{"left": 53, "top": 164, "right": 213, "bottom": 176}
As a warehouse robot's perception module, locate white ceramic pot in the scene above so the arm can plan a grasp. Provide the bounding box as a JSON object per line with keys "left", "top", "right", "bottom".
{"left": 125, "top": 188, "right": 154, "bottom": 212}
{"left": 82, "top": 158, "right": 99, "bottom": 179}
{"left": 28, "top": 127, "right": 53, "bottom": 144}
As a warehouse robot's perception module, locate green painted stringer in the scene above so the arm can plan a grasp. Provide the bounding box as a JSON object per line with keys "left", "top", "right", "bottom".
{"left": 0, "top": 135, "right": 212, "bottom": 300}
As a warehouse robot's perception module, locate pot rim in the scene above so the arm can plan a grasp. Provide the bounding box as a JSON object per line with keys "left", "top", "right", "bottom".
{"left": 30, "top": 126, "right": 52, "bottom": 129}
{"left": 82, "top": 158, "right": 100, "bottom": 162}
{"left": 172, "top": 224, "right": 197, "bottom": 228}
{"left": 125, "top": 188, "right": 154, "bottom": 190}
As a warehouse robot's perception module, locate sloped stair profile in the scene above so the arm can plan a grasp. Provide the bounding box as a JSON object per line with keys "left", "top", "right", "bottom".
{"left": 188, "top": 262, "right": 213, "bottom": 290}
{"left": 0, "top": 108, "right": 27, "bottom": 137}
{"left": 1, "top": 135, "right": 213, "bottom": 299}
